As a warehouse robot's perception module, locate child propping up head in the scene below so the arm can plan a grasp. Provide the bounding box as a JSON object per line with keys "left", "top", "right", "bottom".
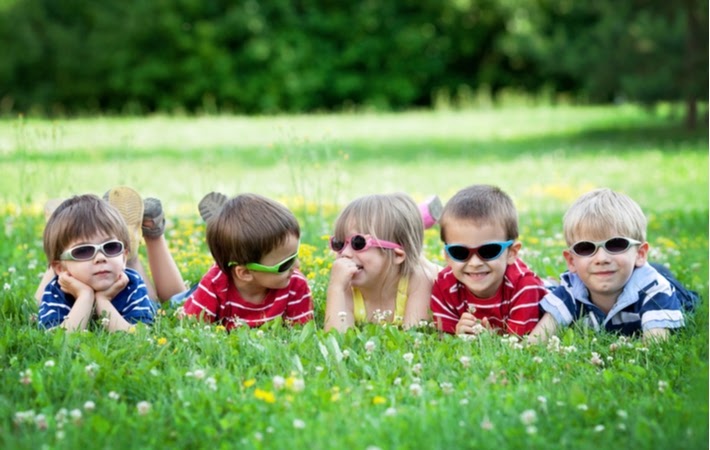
{"left": 325, "top": 193, "right": 439, "bottom": 332}
{"left": 431, "top": 185, "right": 548, "bottom": 336}
{"left": 181, "top": 194, "right": 313, "bottom": 330}
{"left": 38, "top": 194, "right": 156, "bottom": 332}
{"left": 528, "top": 188, "right": 697, "bottom": 344}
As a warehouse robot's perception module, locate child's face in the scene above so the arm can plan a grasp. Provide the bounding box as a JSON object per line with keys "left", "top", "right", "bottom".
{"left": 336, "top": 227, "right": 404, "bottom": 288}
{"left": 563, "top": 234, "right": 648, "bottom": 306}
{"left": 443, "top": 220, "right": 519, "bottom": 299}
{"left": 248, "top": 233, "right": 300, "bottom": 290}
{"left": 51, "top": 234, "right": 127, "bottom": 292}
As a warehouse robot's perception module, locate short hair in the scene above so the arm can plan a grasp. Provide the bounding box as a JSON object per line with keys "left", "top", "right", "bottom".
{"left": 43, "top": 194, "right": 130, "bottom": 262}
{"left": 440, "top": 184, "right": 519, "bottom": 242}
{"left": 207, "top": 194, "right": 300, "bottom": 274}
{"left": 332, "top": 193, "right": 424, "bottom": 277}
{"left": 563, "top": 188, "right": 647, "bottom": 245}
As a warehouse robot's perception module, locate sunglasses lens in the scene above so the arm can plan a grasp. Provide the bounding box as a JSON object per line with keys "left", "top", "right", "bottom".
{"left": 70, "top": 245, "right": 97, "bottom": 260}
{"left": 278, "top": 255, "right": 297, "bottom": 273}
{"left": 478, "top": 243, "right": 503, "bottom": 260}
{"left": 330, "top": 238, "right": 345, "bottom": 252}
{"left": 103, "top": 241, "right": 124, "bottom": 257}
{"left": 350, "top": 235, "right": 368, "bottom": 251}
{"left": 572, "top": 241, "right": 596, "bottom": 256}
{"left": 604, "top": 238, "right": 631, "bottom": 254}
{"left": 446, "top": 245, "right": 471, "bottom": 262}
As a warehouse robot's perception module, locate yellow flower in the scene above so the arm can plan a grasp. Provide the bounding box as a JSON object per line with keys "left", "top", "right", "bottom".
{"left": 254, "top": 388, "right": 276, "bottom": 403}
{"left": 156, "top": 337, "right": 167, "bottom": 346}
{"left": 215, "top": 325, "right": 226, "bottom": 332}
{"left": 243, "top": 379, "right": 256, "bottom": 388}
{"left": 372, "top": 396, "right": 387, "bottom": 405}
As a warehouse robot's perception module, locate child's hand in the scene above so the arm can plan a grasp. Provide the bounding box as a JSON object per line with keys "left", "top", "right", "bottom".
{"left": 329, "top": 258, "right": 360, "bottom": 288}
{"left": 95, "top": 272, "right": 129, "bottom": 303}
{"left": 455, "top": 312, "right": 489, "bottom": 335}
{"left": 57, "top": 271, "right": 93, "bottom": 301}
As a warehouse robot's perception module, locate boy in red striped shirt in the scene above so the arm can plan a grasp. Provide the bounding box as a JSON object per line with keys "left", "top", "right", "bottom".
{"left": 181, "top": 194, "right": 313, "bottom": 330}
{"left": 430, "top": 185, "right": 548, "bottom": 336}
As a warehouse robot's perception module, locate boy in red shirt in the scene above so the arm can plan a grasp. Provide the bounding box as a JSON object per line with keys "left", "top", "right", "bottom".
{"left": 430, "top": 185, "right": 548, "bottom": 336}
{"left": 182, "top": 194, "right": 313, "bottom": 330}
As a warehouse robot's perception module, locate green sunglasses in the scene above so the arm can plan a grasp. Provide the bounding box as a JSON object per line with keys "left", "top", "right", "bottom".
{"left": 229, "top": 245, "right": 300, "bottom": 274}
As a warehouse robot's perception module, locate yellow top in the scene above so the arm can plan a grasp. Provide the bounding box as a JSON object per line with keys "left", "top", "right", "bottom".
{"left": 352, "top": 277, "right": 409, "bottom": 325}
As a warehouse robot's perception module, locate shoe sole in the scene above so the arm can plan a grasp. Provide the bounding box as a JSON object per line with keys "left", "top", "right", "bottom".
{"left": 198, "top": 192, "right": 228, "bottom": 222}
{"left": 106, "top": 186, "right": 144, "bottom": 260}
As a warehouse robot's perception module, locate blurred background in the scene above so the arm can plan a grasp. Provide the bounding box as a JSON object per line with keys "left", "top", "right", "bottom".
{"left": 0, "top": 0, "right": 707, "bottom": 127}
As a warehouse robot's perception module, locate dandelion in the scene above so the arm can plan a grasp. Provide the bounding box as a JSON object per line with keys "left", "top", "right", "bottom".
{"left": 403, "top": 352, "right": 414, "bottom": 364}
{"left": 520, "top": 409, "right": 537, "bottom": 426}
{"left": 254, "top": 389, "right": 276, "bottom": 403}
{"left": 156, "top": 337, "right": 168, "bottom": 346}
{"left": 459, "top": 356, "right": 471, "bottom": 368}
{"left": 84, "top": 401, "right": 95, "bottom": 411}
{"left": 108, "top": 391, "right": 120, "bottom": 400}
{"left": 293, "top": 419, "right": 306, "bottom": 429}
{"left": 409, "top": 383, "right": 423, "bottom": 397}
{"left": 215, "top": 325, "right": 226, "bottom": 332}
{"left": 480, "top": 417, "right": 494, "bottom": 431}
{"left": 273, "top": 375, "right": 286, "bottom": 390}
{"left": 658, "top": 380, "right": 668, "bottom": 393}
{"left": 365, "top": 340, "right": 376, "bottom": 354}
{"left": 372, "top": 396, "right": 387, "bottom": 405}
{"left": 136, "top": 401, "right": 152, "bottom": 415}
{"left": 243, "top": 379, "right": 256, "bottom": 388}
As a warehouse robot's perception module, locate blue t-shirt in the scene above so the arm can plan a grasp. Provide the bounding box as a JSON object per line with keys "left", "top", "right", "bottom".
{"left": 38, "top": 268, "right": 156, "bottom": 329}
{"left": 540, "top": 263, "right": 685, "bottom": 335}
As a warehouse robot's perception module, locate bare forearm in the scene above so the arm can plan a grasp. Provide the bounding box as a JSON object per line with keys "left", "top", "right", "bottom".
{"left": 60, "top": 294, "right": 94, "bottom": 332}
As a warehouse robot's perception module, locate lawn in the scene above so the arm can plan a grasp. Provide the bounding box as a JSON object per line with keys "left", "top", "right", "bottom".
{"left": 0, "top": 106, "right": 708, "bottom": 449}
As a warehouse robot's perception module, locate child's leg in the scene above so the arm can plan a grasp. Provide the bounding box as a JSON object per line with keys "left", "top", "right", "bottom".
{"left": 142, "top": 197, "right": 185, "bottom": 302}
{"left": 198, "top": 191, "right": 228, "bottom": 222}
{"left": 419, "top": 195, "right": 443, "bottom": 229}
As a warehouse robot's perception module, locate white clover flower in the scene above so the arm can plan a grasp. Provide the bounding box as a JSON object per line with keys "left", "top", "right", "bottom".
{"left": 459, "top": 356, "right": 471, "bottom": 368}
{"left": 552, "top": 377, "right": 561, "bottom": 384}
{"left": 70, "top": 409, "right": 82, "bottom": 424}
{"left": 254, "top": 432, "right": 263, "bottom": 442}
{"left": 440, "top": 382, "right": 454, "bottom": 395}
{"left": 289, "top": 378, "right": 305, "bottom": 393}
{"left": 83, "top": 401, "right": 95, "bottom": 411}
{"left": 206, "top": 377, "right": 217, "bottom": 391}
{"left": 19, "top": 369, "right": 32, "bottom": 385}
{"left": 589, "top": 352, "right": 604, "bottom": 366}
{"left": 85, "top": 363, "right": 99, "bottom": 376}
{"left": 56, "top": 431, "right": 65, "bottom": 440}
{"left": 459, "top": 398, "right": 469, "bottom": 405}
{"left": 526, "top": 426, "right": 538, "bottom": 435}
{"left": 34, "top": 413, "right": 48, "bottom": 430}
{"left": 537, "top": 396, "right": 547, "bottom": 404}
{"left": 402, "top": 352, "right": 414, "bottom": 364}
{"left": 315, "top": 366, "right": 324, "bottom": 372}
{"left": 594, "top": 425, "right": 605, "bottom": 432}
{"left": 136, "top": 401, "right": 152, "bottom": 415}
{"left": 3, "top": 283, "right": 10, "bottom": 291}
{"left": 193, "top": 369, "right": 206, "bottom": 380}
{"left": 342, "top": 349, "right": 350, "bottom": 359}
{"left": 520, "top": 409, "right": 537, "bottom": 425}
{"left": 577, "top": 404, "right": 588, "bottom": 411}
{"left": 108, "top": 391, "right": 120, "bottom": 400}
{"left": 293, "top": 419, "right": 306, "bottom": 429}
{"left": 384, "top": 407, "right": 397, "bottom": 417}
{"left": 409, "top": 383, "right": 423, "bottom": 397}
{"left": 393, "top": 377, "right": 402, "bottom": 386}
{"left": 480, "top": 417, "right": 494, "bottom": 430}
{"left": 365, "top": 340, "right": 376, "bottom": 353}
{"left": 273, "top": 376, "right": 286, "bottom": 390}
{"left": 617, "top": 410, "right": 628, "bottom": 419}
{"left": 256, "top": 330, "right": 264, "bottom": 338}
{"left": 412, "top": 363, "right": 422, "bottom": 375}
{"left": 532, "top": 356, "right": 543, "bottom": 364}
{"left": 658, "top": 380, "right": 668, "bottom": 393}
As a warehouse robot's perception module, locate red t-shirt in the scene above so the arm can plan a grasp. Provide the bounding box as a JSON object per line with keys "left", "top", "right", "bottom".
{"left": 183, "top": 265, "right": 313, "bottom": 330}
{"left": 430, "top": 259, "right": 547, "bottom": 335}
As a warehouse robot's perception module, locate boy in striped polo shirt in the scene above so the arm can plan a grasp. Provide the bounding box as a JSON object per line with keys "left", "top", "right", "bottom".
{"left": 430, "top": 185, "right": 548, "bottom": 336}
{"left": 181, "top": 193, "right": 313, "bottom": 330}
{"left": 529, "top": 188, "right": 695, "bottom": 344}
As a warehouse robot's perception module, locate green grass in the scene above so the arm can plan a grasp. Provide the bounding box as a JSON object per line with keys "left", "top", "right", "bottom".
{"left": 0, "top": 106, "right": 707, "bottom": 449}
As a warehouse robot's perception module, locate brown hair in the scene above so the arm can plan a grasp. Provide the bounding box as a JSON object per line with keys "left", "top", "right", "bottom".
{"left": 206, "top": 193, "right": 300, "bottom": 274}
{"left": 332, "top": 193, "right": 424, "bottom": 277}
{"left": 440, "top": 184, "right": 519, "bottom": 242}
{"left": 43, "top": 194, "right": 130, "bottom": 262}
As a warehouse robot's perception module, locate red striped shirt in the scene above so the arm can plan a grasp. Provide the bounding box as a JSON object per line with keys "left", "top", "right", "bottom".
{"left": 430, "top": 259, "right": 547, "bottom": 336}
{"left": 183, "top": 265, "right": 313, "bottom": 330}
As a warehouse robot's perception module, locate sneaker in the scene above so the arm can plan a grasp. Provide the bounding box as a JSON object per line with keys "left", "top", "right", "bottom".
{"left": 198, "top": 191, "right": 228, "bottom": 223}
{"left": 142, "top": 197, "right": 166, "bottom": 238}
{"left": 419, "top": 195, "right": 443, "bottom": 229}
{"left": 105, "top": 186, "right": 143, "bottom": 260}
{"left": 44, "top": 198, "right": 64, "bottom": 222}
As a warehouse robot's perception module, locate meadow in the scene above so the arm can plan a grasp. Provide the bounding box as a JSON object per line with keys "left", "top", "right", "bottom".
{"left": 0, "top": 105, "right": 708, "bottom": 449}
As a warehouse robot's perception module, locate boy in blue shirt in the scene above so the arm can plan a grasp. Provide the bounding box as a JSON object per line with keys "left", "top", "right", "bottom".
{"left": 529, "top": 188, "right": 697, "bottom": 344}
{"left": 38, "top": 194, "right": 156, "bottom": 332}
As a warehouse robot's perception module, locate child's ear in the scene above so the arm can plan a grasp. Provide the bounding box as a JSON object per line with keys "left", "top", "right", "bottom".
{"left": 50, "top": 260, "right": 66, "bottom": 275}
{"left": 562, "top": 249, "right": 577, "bottom": 273}
{"left": 392, "top": 248, "right": 406, "bottom": 265}
{"left": 634, "top": 242, "right": 649, "bottom": 267}
{"left": 505, "top": 241, "right": 522, "bottom": 264}
{"left": 231, "top": 265, "right": 254, "bottom": 282}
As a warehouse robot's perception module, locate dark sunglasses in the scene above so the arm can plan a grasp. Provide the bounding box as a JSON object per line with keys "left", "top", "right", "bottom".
{"left": 60, "top": 240, "right": 125, "bottom": 261}
{"left": 329, "top": 234, "right": 402, "bottom": 253}
{"left": 569, "top": 237, "right": 642, "bottom": 257}
{"left": 444, "top": 240, "right": 514, "bottom": 262}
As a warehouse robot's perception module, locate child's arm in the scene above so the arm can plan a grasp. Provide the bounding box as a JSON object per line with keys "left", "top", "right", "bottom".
{"left": 527, "top": 312, "right": 559, "bottom": 345}
{"left": 402, "top": 267, "right": 432, "bottom": 328}
{"left": 324, "top": 258, "right": 358, "bottom": 332}
{"left": 643, "top": 327, "right": 670, "bottom": 343}
{"left": 95, "top": 272, "right": 133, "bottom": 332}
{"left": 55, "top": 272, "right": 95, "bottom": 332}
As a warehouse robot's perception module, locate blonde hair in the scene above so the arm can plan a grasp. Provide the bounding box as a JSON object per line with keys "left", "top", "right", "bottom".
{"left": 440, "top": 184, "right": 519, "bottom": 242}
{"left": 332, "top": 193, "right": 424, "bottom": 277}
{"left": 43, "top": 194, "right": 130, "bottom": 262}
{"left": 207, "top": 194, "right": 300, "bottom": 274}
{"left": 563, "top": 188, "right": 647, "bottom": 245}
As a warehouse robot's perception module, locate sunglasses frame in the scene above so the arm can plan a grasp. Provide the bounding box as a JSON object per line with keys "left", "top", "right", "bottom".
{"left": 444, "top": 240, "right": 514, "bottom": 262}
{"left": 59, "top": 240, "right": 125, "bottom": 261}
{"left": 569, "top": 236, "right": 642, "bottom": 258}
{"left": 229, "top": 243, "right": 301, "bottom": 274}
{"left": 329, "top": 234, "right": 403, "bottom": 253}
